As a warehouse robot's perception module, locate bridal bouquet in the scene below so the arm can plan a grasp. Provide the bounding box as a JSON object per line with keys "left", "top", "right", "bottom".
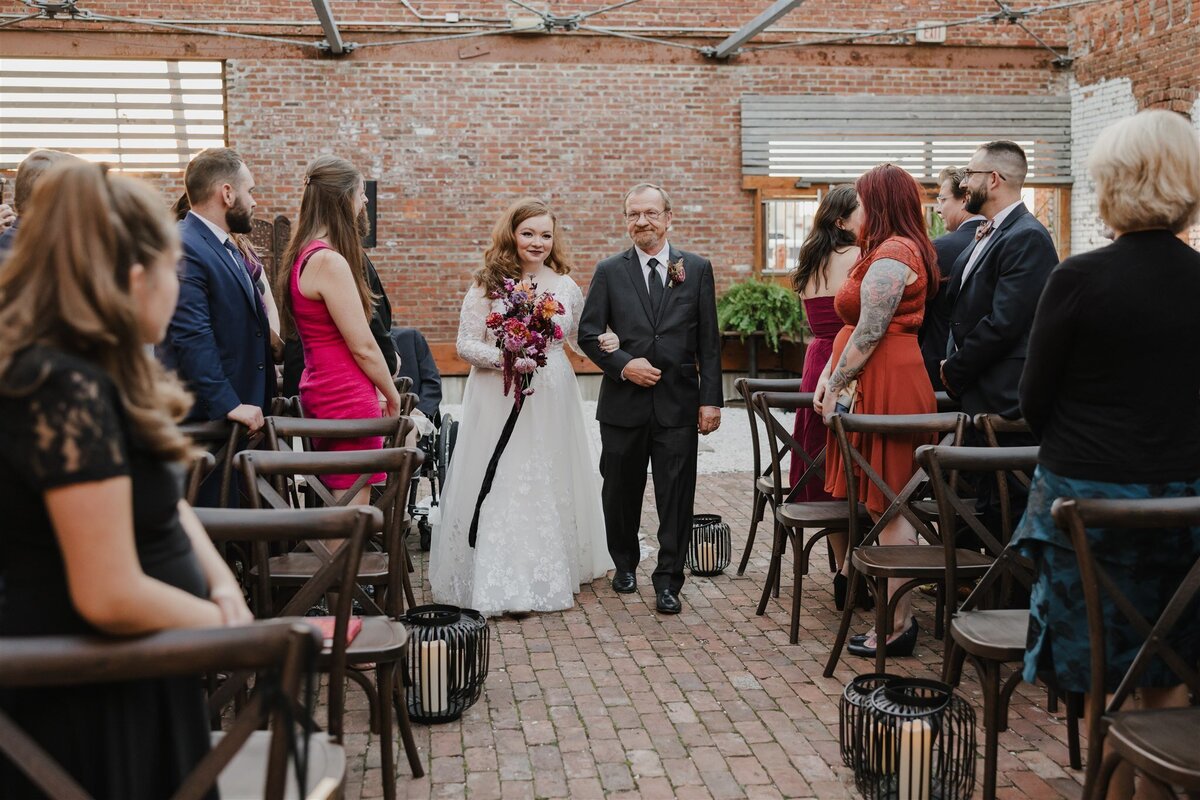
{"left": 484, "top": 277, "right": 564, "bottom": 410}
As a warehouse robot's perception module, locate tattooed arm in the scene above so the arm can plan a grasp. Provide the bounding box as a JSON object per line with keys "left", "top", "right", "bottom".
{"left": 822, "top": 257, "right": 910, "bottom": 422}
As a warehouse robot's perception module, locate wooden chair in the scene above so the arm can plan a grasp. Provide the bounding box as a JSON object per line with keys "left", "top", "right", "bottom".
{"left": 752, "top": 391, "right": 871, "bottom": 643}
{"left": 197, "top": 506, "right": 426, "bottom": 790}
{"left": 731, "top": 377, "right": 803, "bottom": 577}
{"left": 1052, "top": 497, "right": 1200, "bottom": 800}
{"left": 179, "top": 419, "right": 256, "bottom": 508}
{"left": 823, "top": 411, "right": 995, "bottom": 676}
{"left": 918, "top": 443, "right": 1072, "bottom": 800}
{"left": 398, "top": 392, "right": 419, "bottom": 418}
{"left": 236, "top": 443, "right": 422, "bottom": 618}
{"left": 393, "top": 375, "right": 413, "bottom": 396}
{"left": 0, "top": 620, "right": 339, "bottom": 800}
{"left": 186, "top": 450, "right": 217, "bottom": 506}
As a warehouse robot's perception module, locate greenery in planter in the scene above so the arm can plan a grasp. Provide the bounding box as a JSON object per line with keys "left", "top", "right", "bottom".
{"left": 716, "top": 277, "right": 805, "bottom": 351}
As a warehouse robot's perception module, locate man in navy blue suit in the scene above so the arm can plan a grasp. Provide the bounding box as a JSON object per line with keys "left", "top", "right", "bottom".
{"left": 159, "top": 148, "right": 272, "bottom": 433}
{"left": 920, "top": 166, "right": 986, "bottom": 391}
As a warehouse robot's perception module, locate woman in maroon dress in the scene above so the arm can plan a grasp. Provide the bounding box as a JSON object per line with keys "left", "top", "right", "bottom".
{"left": 789, "top": 184, "right": 862, "bottom": 608}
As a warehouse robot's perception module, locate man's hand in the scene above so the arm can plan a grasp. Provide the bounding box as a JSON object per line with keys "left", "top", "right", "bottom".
{"left": 939, "top": 359, "right": 956, "bottom": 397}
{"left": 622, "top": 357, "right": 661, "bottom": 387}
{"left": 0, "top": 203, "right": 14, "bottom": 232}
{"left": 226, "top": 403, "right": 264, "bottom": 433}
{"left": 698, "top": 405, "right": 721, "bottom": 435}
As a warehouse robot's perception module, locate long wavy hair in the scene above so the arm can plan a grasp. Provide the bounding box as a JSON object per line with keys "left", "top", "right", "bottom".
{"left": 0, "top": 161, "right": 194, "bottom": 460}
{"left": 792, "top": 184, "right": 859, "bottom": 296}
{"left": 278, "top": 155, "right": 376, "bottom": 338}
{"left": 475, "top": 199, "right": 571, "bottom": 294}
{"left": 855, "top": 164, "right": 940, "bottom": 301}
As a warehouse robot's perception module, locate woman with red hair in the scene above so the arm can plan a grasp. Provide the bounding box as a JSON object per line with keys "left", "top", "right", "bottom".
{"left": 813, "top": 163, "right": 939, "bottom": 658}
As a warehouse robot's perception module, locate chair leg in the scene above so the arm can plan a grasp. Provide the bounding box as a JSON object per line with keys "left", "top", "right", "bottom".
{"left": 392, "top": 662, "right": 425, "bottom": 778}
{"left": 377, "top": 663, "right": 398, "bottom": 800}
{"left": 789, "top": 532, "right": 805, "bottom": 644}
{"left": 1046, "top": 686, "right": 1059, "bottom": 714}
{"left": 757, "top": 521, "right": 785, "bottom": 616}
{"left": 826, "top": 537, "right": 837, "bottom": 573}
{"left": 933, "top": 581, "right": 945, "bottom": 640}
{"left": 978, "top": 659, "right": 1002, "bottom": 800}
{"left": 941, "top": 637, "right": 967, "bottom": 686}
{"left": 738, "top": 491, "right": 767, "bottom": 576}
{"left": 1089, "top": 751, "right": 1124, "bottom": 800}
{"left": 823, "top": 563, "right": 861, "bottom": 678}
{"left": 1066, "top": 691, "right": 1083, "bottom": 771}
{"left": 874, "top": 577, "right": 891, "bottom": 675}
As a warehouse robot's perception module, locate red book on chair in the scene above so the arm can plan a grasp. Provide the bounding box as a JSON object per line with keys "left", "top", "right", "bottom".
{"left": 307, "top": 617, "right": 363, "bottom": 648}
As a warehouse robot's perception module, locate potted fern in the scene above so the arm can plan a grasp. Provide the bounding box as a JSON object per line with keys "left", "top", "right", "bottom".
{"left": 716, "top": 277, "right": 805, "bottom": 351}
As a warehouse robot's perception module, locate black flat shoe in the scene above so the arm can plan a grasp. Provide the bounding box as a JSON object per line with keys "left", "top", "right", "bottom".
{"left": 833, "top": 573, "right": 848, "bottom": 611}
{"left": 612, "top": 571, "right": 637, "bottom": 594}
{"left": 655, "top": 589, "right": 682, "bottom": 615}
{"left": 847, "top": 618, "right": 918, "bottom": 659}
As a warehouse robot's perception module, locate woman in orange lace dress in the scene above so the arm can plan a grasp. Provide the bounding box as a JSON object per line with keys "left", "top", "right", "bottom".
{"left": 813, "top": 163, "right": 939, "bottom": 657}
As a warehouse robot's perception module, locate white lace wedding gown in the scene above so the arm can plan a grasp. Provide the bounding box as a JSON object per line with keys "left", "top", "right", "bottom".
{"left": 429, "top": 271, "right": 613, "bottom": 617}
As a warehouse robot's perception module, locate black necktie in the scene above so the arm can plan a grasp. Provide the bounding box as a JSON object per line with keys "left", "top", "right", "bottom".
{"left": 223, "top": 239, "right": 268, "bottom": 321}
{"left": 647, "top": 257, "right": 663, "bottom": 315}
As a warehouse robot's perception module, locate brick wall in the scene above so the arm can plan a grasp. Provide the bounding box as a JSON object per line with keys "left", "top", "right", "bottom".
{"left": 1067, "top": 0, "right": 1199, "bottom": 254}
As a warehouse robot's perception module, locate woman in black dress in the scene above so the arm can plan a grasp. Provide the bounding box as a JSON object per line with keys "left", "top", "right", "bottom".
{"left": 0, "top": 161, "right": 252, "bottom": 798}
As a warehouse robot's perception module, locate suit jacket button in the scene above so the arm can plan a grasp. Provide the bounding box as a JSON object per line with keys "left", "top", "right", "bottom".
{"left": 655, "top": 335, "right": 661, "bottom": 341}
{"left": 257, "top": 364, "right": 264, "bottom": 370}
{"left": 256, "top": 331, "right": 263, "bottom": 337}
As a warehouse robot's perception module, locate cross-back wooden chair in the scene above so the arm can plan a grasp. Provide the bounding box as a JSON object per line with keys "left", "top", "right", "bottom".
{"left": 732, "top": 377, "right": 803, "bottom": 576}
{"left": 918, "top": 443, "right": 1081, "bottom": 799}
{"left": 974, "top": 414, "right": 1033, "bottom": 535}
{"left": 0, "top": 621, "right": 337, "bottom": 800}
{"left": 823, "top": 411, "right": 996, "bottom": 676}
{"left": 179, "top": 419, "right": 257, "bottom": 508}
{"left": 236, "top": 444, "right": 423, "bottom": 618}
{"left": 398, "top": 393, "right": 418, "bottom": 418}
{"left": 393, "top": 375, "right": 413, "bottom": 396}
{"left": 197, "top": 506, "right": 425, "bottom": 791}
{"left": 752, "top": 391, "right": 871, "bottom": 643}
{"left": 1052, "top": 496, "right": 1200, "bottom": 800}
{"left": 186, "top": 450, "right": 217, "bottom": 506}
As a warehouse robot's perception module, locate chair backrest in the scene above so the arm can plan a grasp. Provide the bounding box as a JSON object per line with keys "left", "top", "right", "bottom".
{"left": 752, "top": 390, "right": 826, "bottom": 506}
{"left": 235, "top": 446, "right": 424, "bottom": 616}
{"left": 917, "top": 444, "right": 1040, "bottom": 611}
{"left": 179, "top": 420, "right": 256, "bottom": 508}
{"left": 1051, "top": 496, "right": 1200, "bottom": 776}
{"left": 831, "top": 411, "right": 967, "bottom": 548}
{"left": 0, "top": 620, "right": 320, "bottom": 800}
{"left": 735, "top": 378, "right": 803, "bottom": 482}
{"left": 263, "top": 415, "right": 413, "bottom": 456}
{"left": 185, "top": 450, "right": 217, "bottom": 506}
{"left": 196, "top": 506, "right": 382, "bottom": 741}
{"left": 394, "top": 375, "right": 413, "bottom": 396}
{"left": 399, "top": 393, "right": 419, "bottom": 417}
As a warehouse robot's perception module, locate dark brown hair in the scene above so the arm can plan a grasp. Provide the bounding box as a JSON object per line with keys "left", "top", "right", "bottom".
{"left": 278, "top": 155, "right": 375, "bottom": 338}
{"left": 184, "top": 147, "right": 245, "bottom": 206}
{"left": 792, "top": 184, "right": 858, "bottom": 296}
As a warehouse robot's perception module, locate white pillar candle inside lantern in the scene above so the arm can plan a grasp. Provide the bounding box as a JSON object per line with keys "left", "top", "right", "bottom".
{"left": 898, "top": 718, "right": 932, "bottom": 800}
{"left": 697, "top": 541, "right": 717, "bottom": 572}
{"left": 420, "top": 639, "right": 449, "bottom": 714}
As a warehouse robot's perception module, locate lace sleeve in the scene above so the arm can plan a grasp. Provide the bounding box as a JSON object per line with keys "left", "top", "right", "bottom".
{"left": 456, "top": 283, "right": 502, "bottom": 370}
{"left": 11, "top": 357, "right": 129, "bottom": 490}
{"left": 561, "top": 278, "right": 586, "bottom": 357}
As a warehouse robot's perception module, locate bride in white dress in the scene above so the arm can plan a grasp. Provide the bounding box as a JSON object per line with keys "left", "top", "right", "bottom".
{"left": 429, "top": 199, "right": 614, "bottom": 616}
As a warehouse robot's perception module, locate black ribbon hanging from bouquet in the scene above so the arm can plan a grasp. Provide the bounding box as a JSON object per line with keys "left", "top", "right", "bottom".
{"left": 467, "top": 380, "right": 528, "bottom": 548}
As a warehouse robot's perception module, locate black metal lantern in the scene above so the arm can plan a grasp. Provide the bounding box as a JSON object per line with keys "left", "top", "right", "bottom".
{"left": 854, "top": 678, "right": 976, "bottom": 800}
{"left": 401, "top": 604, "right": 489, "bottom": 724}
{"left": 840, "top": 673, "right": 893, "bottom": 768}
{"left": 686, "top": 514, "right": 732, "bottom": 576}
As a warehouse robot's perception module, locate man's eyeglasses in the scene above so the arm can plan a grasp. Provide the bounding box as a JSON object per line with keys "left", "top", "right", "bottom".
{"left": 961, "top": 168, "right": 1006, "bottom": 182}
{"left": 625, "top": 209, "right": 666, "bottom": 223}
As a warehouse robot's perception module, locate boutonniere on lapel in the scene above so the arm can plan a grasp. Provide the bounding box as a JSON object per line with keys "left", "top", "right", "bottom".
{"left": 666, "top": 257, "right": 686, "bottom": 288}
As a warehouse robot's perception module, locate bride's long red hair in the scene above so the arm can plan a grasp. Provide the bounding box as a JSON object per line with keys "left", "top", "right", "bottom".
{"left": 855, "top": 164, "right": 940, "bottom": 301}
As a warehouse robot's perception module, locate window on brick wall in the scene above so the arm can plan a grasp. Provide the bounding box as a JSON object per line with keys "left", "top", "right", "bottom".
{"left": 743, "top": 94, "right": 1074, "bottom": 270}
{"left": 0, "top": 58, "right": 226, "bottom": 173}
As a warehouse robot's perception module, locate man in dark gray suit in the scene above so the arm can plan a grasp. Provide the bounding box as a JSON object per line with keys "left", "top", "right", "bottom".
{"left": 579, "top": 184, "right": 723, "bottom": 615}
{"left": 940, "top": 141, "right": 1058, "bottom": 420}
{"left": 920, "top": 166, "right": 986, "bottom": 390}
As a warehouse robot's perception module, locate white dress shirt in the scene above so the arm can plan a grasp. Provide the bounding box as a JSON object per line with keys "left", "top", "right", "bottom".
{"left": 959, "top": 200, "right": 1025, "bottom": 286}
{"left": 635, "top": 241, "right": 670, "bottom": 292}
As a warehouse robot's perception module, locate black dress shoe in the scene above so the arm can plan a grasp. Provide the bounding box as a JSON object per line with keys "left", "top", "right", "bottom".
{"left": 611, "top": 571, "right": 637, "bottom": 594}
{"left": 847, "top": 618, "right": 918, "bottom": 659}
{"left": 655, "top": 589, "right": 682, "bottom": 614}
{"left": 832, "top": 574, "right": 875, "bottom": 612}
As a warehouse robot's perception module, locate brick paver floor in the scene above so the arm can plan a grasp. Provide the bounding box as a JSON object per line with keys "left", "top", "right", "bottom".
{"left": 336, "top": 470, "right": 1085, "bottom": 799}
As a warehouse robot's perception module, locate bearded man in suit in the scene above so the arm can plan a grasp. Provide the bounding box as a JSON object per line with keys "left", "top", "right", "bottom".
{"left": 579, "top": 183, "right": 723, "bottom": 615}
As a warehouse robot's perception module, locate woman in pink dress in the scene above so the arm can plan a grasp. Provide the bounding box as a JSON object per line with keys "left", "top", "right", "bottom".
{"left": 278, "top": 156, "right": 402, "bottom": 500}
{"left": 789, "top": 184, "right": 862, "bottom": 609}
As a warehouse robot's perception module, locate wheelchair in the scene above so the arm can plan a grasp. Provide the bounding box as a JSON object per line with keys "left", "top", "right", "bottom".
{"left": 396, "top": 375, "right": 459, "bottom": 550}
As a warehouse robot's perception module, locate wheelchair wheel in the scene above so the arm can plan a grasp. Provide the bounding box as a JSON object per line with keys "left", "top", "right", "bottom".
{"left": 438, "top": 414, "right": 459, "bottom": 472}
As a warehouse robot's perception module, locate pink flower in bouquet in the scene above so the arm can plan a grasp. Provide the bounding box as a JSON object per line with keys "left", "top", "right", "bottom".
{"left": 514, "top": 357, "right": 537, "bottom": 374}
{"left": 485, "top": 311, "right": 504, "bottom": 328}
{"left": 553, "top": 324, "right": 564, "bottom": 340}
